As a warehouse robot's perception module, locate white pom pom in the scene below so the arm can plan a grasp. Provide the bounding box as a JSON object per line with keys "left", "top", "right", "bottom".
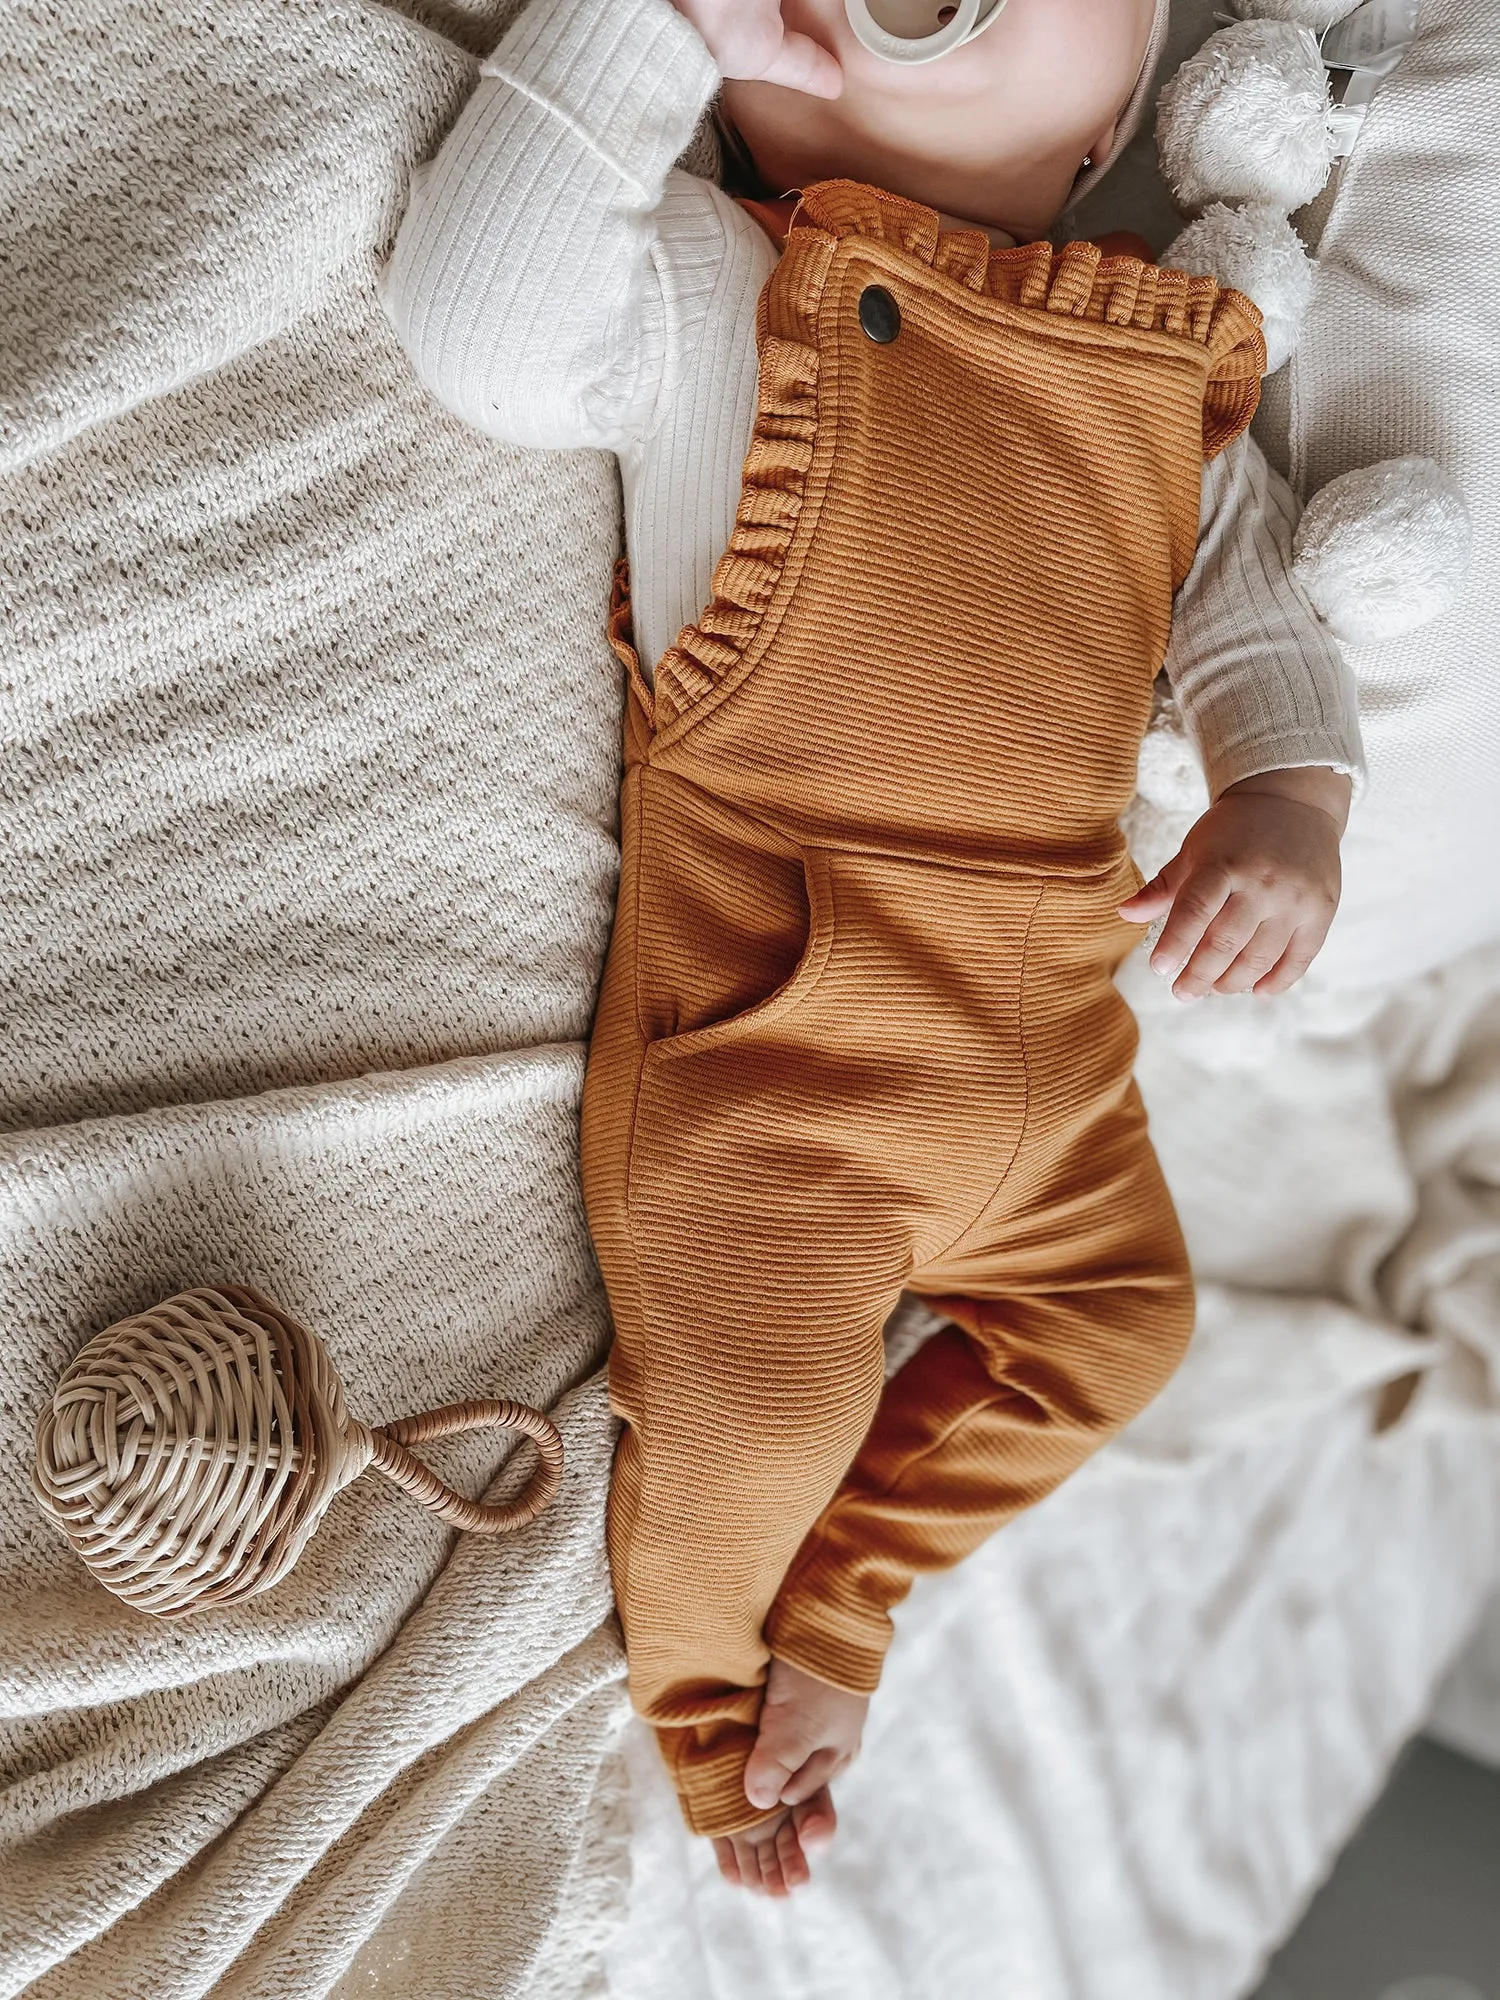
{"left": 1123, "top": 687, "right": 1208, "bottom": 887}
{"left": 1163, "top": 203, "right": 1313, "bottom": 371}
{"left": 1292, "top": 457, "right": 1473, "bottom": 644}
{"left": 1235, "top": 0, "right": 1362, "bottom": 28}
{"left": 1136, "top": 694, "right": 1209, "bottom": 816}
{"left": 1156, "top": 20, "right": 1336, "bottom": 214}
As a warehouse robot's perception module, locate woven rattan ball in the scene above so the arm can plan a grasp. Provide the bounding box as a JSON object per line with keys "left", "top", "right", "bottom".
{"left": 32, "top": 1285, "right": 564, "bottom": 1618}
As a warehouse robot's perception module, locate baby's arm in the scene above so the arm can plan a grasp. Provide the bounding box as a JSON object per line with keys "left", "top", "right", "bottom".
{"left": 380, "top": 0, "right": 718, "bottom": 450}
{"left": 1118, "top": 432, "right": 1364, "bottom": 999}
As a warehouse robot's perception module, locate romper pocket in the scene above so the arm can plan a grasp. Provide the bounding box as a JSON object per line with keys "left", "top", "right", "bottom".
{"left": 624, "top": 848, "right": 1044, "bottom": 1268}
{"left": 641, "top": 848, "right": 835, "bottom": 1067}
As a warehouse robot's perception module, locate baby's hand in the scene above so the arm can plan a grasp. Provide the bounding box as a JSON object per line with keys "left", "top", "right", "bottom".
{"left": 1118, "top": 767, "right": 1351, "bottom": 1001}
{"left": 671, "top": 0, "right": 843, "bottom": 97}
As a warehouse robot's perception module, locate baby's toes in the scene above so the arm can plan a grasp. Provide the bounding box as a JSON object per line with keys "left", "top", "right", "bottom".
{"left": 744, "top": 1824, "right": 793, "bottom": 1897}
{"left": 744, "top": 1731, "right": 809, "bottom": 1810}
{"left": 793, "top": 1785, "right": 838, "bottom": 1851}
{"left": 717, "top": 1812, "right": 793, "bottom": 1895}
{"left": 774, "top": 1814, "right": 812, "bottom": 1890}
{"left": 776, "top": 1743, "right": 842, "bottom": 1804}
{"left": 712, "top": 1835, "right": 742, "bottom": 1887}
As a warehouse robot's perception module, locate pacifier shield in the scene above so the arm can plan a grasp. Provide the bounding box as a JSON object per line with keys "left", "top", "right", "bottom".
{"left": 845, "top": 0, "right": 1008, "bottom": 64}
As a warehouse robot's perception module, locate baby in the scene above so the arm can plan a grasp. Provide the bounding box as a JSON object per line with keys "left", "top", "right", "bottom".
{"left": 384, "top": 0, "right": 1362, "bottom": 1898}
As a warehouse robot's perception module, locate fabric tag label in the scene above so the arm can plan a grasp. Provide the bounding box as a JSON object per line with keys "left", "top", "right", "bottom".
{"left": 1321, "top": 0, "right": 1420, "bottom": 70}
{"left": 1321, "top": 0, "right": 1420, "bottom": 156}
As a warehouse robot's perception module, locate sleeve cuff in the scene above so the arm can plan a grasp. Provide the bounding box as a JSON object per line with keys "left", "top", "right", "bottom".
{"left": 1202, "top": 729, "right": 1367, "bottom": 809}
{"left": 483, "top": 0, "right": 719, "bottom": 197}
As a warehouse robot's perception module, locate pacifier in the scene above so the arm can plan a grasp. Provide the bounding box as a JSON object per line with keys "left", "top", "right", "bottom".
{"left": 844, "top": 0, "right": 1009, "bottom": 65}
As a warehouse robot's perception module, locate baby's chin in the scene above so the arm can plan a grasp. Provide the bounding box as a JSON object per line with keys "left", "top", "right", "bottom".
{"left": 720, "top": 81, "right": 1085, "bottom": 240}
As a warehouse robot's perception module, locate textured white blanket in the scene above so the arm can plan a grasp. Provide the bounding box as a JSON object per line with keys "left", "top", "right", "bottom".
{"left": 3, "top": 0, "right": 1499, "bottom": 1996}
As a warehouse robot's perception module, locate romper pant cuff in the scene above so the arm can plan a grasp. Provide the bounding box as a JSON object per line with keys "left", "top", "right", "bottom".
{"left": 762, "top": 1562, "right": 892, "bottom": 1696}
{"left": 661, "top": 1720, "right": 783, "bottom": 1838}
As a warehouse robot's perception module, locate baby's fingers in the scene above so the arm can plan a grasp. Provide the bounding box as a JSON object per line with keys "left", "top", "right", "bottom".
{"left": 1170, "top": 891, "right": 1260, "bottom": 1000}
{"left": 777, "top": 1745, "right": 841, "bottom": 1805}
{"left": 1253, "top": 927, "right": 1322, "bottom": 996}
{"left": 1147, "top": 864, "right": 1231, "bottom": 988}
{"left": 761, "top": 30, "right": 843, "bottom": 96}
{"left": 1211, "top": 920, "right": 1291, "bottom": 996}
{"left": 1117, "top": 872, "right": 1174, "bottom": 922}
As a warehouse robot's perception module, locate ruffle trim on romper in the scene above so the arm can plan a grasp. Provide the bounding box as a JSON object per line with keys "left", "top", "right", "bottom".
{"left": 641, "top": 179, "right": 1266, "bottom": 732}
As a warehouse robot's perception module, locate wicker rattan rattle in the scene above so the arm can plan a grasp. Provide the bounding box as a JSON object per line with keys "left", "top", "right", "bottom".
{"left": 32, "top": 1285, "right": 564, "bottom": 1617}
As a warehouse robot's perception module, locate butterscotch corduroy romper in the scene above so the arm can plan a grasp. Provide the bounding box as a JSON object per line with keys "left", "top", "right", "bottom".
{"left": 582, "top": 180, "right": 1266, "bottom": 1838}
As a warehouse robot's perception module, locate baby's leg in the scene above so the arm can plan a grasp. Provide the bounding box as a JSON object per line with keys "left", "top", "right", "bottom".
{"left": 705, "top": 1093, "right": 1192, "bottom": 1890}
{"left": 763, "top": 1083, "right": 1195, "bottom": 1723}
{"left": 603, "top": 1246, "right": 891, "bottom": 1840}
{"left": 584, "top": 900, "right": 908, "bottom": 1839}
{"left": 581, "top": 782, "right": 924, "bottom": 1845}
{"left": 706, "top": 1658, "right": 865, "bottom": 1893}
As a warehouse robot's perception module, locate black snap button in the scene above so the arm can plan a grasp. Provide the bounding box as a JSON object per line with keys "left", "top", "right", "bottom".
{"left": 858, "top": 284, "right": 901, "bottom": 344}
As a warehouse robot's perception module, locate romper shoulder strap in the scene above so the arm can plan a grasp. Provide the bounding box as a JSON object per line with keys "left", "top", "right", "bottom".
{"left": 778, "top": 180, "right": 1265, "bottom": 460}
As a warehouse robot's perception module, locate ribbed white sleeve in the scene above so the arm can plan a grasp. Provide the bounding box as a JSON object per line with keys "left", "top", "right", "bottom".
{"left": 1167, "top": 434, "right": 1366, "bottom": 800}
{"left": 379, "top": 0, "right": 718, "bottom": 450}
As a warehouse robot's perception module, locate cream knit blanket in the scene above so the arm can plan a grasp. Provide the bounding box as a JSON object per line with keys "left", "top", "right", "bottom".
{"left": 3, "top": 3, "right": 635, "bottom": 1993}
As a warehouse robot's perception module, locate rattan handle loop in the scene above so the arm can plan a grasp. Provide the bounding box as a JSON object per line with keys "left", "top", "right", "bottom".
{"left": 368, "top": 1399, "right": 565, "bottom": 1533}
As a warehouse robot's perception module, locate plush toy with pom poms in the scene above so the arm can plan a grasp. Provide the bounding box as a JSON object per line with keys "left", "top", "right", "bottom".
{"left": 1146, "top": 0, "right": 1470, "bottom": 667}
{"left": 1161, "top": 201, "right": 1311, "bottom": 372}
{"left": 1154, "top": 3, "right": 1349, "bottom": 365}
{"left": 1122, "top": 0, "right": 1473, "bottom": 906}
{"left": 1157, "top": 18, "right": 1338, "bottom": 215}
{"left": 1240, "top": 0, "right": 1365, "bottom": 28}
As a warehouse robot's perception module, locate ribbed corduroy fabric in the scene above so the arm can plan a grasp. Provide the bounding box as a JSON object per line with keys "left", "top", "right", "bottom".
{"left": 582, "top": 181, "right": 1263, "bottom": 1838}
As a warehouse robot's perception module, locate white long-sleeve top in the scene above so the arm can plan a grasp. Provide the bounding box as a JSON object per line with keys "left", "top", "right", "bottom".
{"left": 381, "top": 0, "right": 1364, "bottom": 802}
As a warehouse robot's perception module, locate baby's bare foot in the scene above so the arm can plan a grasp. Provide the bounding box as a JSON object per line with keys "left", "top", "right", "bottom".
{"left": 744, "top": 1656, "right": 869, "bottom": 1813}
{"left": 711, "top": 1787, "right": 837, "bottom": 1896}
{"left": 709, "top": 1660, "right": 869, "bottom": 1893}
